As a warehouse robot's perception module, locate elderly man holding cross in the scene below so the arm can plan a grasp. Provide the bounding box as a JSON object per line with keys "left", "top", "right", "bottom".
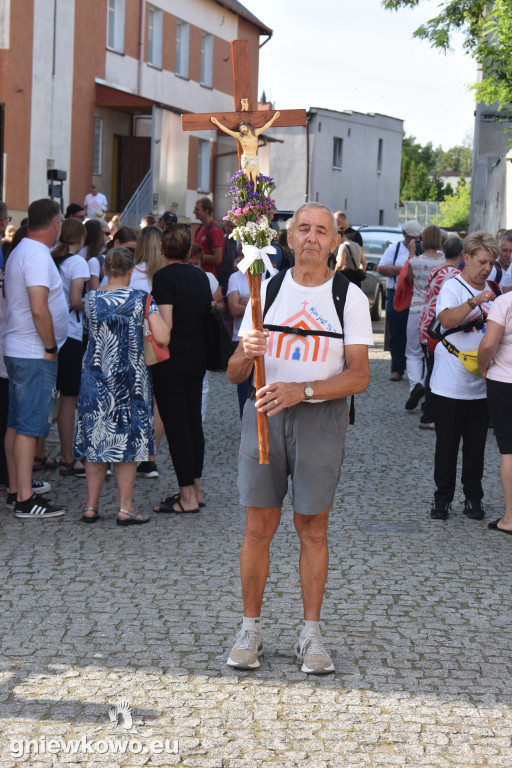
{"left": 226, "top": 202, "right": 373, "bottom": 674}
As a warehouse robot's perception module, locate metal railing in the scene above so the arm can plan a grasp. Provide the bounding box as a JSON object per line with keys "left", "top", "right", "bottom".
{"left": 120, "top": 169, "right": 152, "bottom": 226}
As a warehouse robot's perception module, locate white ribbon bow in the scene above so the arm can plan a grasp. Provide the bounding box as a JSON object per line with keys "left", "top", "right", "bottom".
{"left": 237, "top": 244, "right": 276, "bottom": 275}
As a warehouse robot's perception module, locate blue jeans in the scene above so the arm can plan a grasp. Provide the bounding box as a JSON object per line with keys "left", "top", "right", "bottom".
{"left": 5, "top": 356, "right": 58, "bottom": 437}
{"left": 386, "top": 289, "right": 409, "bottom": 374}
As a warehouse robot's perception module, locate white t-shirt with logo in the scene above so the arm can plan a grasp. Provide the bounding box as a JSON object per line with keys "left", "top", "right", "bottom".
{"left": 239, "top": 271, "right": 373, "bottom": 400}
{"left": 430, "top": 275, "right": 493, "bottom": 400}
{"left": 4, "top": 238, "right": 68, "bottom": 358}
{"left": 57, "top": 254, "right": 90, "bottom": 341}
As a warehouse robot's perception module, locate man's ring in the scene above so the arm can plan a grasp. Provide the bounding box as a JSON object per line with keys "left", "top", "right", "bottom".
{"left": 274, "top": 399, "right": 278, "bottom": 407}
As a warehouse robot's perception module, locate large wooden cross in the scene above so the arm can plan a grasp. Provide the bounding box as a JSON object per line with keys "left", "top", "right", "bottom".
{"left": 182, "top": 40, "right": 306, "bottom": 464}
{"left": 181, "top": 39, "right": 306, "bottom": 166}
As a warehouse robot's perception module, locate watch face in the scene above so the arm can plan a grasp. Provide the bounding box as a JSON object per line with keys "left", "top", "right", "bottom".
{"left": 305, "top": 384, "right": 314, "bottom": 399}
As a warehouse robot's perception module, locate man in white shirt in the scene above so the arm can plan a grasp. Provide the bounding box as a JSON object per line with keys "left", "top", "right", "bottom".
{"left": 83, "top": 184, "right": 108, "bottom": 219}
{"left": 4, "top": 199, "right": 69, "bottom": 520}
{"left": 377, "top": 220, "right": 422, "bottom": 381}
{"left": 226, "top": 203, "right": 373, "bottom": 675}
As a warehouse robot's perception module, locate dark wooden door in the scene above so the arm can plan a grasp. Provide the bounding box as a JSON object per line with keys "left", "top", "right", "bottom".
{"left": 117, "top": 136, "right": 151, "bottom": 210}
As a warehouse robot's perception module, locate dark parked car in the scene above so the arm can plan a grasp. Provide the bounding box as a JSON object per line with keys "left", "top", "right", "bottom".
{"left": 356, "top": 225, "right": 403, "bottom": 269}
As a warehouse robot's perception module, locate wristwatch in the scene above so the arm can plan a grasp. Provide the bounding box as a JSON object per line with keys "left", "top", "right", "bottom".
{"left": 45, "top": 345, "right": 58, "bottom": 354}
{"left": 467, "top": 297, "right": 476, "bottom": 310}
{"left": 304, "top": 382, "right": 314, "bottom": 401}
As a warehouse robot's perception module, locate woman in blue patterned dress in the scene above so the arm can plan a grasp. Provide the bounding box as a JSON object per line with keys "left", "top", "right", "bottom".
{"left": 74, "top": 247, "right": 169, "bottom": 525}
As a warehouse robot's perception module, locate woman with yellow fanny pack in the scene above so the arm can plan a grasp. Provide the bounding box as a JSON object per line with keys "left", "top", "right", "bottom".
{"left": 427, "top": 231, "right": 499, "bottom": 522}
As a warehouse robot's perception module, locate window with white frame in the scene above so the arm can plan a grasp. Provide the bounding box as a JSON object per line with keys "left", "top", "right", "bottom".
{"left": 198, "top": 139, "right": 210, "bottom": 192}
{"left": 176, "top": 20, "right": 189, "bottom": 77}
{"left": 148, "top": 6, "right": 163, "bottom": 68}
{"left": 332, "top": 137, "right": 343, "bottom": 169}
{"left": 93, "top": 118, "right": 103, "bottom": 175}
{"left": 201, "top": 31, "right": 213, "bottom": 87}
{"left": 107, "top": 0, "right": 125, "bottom": 53}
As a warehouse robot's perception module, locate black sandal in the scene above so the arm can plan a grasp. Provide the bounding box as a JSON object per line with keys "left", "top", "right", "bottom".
{"left": 33, "top": 455, "right": 58, "bottom": 472}
{"left": 59, "top": 459, "right": 86, "bottom": 477}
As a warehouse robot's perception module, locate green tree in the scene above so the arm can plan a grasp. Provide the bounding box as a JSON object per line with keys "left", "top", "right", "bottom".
{"left": 436, "top": 145, "right": 473, "bottom": 174}
{"left": 401, "top": 160, "right": 432, "bottom": 200}
{"left": 382, "top": 0, "right": 512, "bottom": 110}
{"left": 432, "top": 177, "right": 471, "bottom": 228}
{"left": 427, "top": 172, "right": 446, "bottom": 202}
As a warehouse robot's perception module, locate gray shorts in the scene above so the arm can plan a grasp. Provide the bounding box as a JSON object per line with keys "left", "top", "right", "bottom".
{"left": 238, "top": 397, "right": 349, "bottom": 515}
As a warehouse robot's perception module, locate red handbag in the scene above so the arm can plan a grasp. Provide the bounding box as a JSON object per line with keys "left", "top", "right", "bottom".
{"left": 142, "top": 294, "right": 170, "bottom": 366}
{"left": 393, "top": 260, "right": 413, "bottom": 311}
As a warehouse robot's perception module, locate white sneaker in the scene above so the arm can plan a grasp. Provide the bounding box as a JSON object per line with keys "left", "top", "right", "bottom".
{"left": 32, "top": 480, "right": 52, "bottom": 495}
{"left": 227, "top": 628, "right": 263, "bottom": 669}
{"left": 295, "top": 630, "right": 334, "bottom": 674}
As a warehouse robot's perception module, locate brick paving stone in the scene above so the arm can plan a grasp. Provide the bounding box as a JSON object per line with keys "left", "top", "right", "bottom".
{"left": 0, "top": 320, "right": 511, "bottom": 767}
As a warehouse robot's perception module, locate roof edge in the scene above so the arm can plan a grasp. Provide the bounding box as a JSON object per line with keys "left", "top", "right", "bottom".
{"left": 214, "top": 0, "right": 272, "bottom": 36}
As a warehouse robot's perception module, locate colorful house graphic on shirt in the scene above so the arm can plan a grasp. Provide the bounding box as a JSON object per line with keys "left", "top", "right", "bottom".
{"left": 267, "top": 300, "right": 331, "bottom": 362}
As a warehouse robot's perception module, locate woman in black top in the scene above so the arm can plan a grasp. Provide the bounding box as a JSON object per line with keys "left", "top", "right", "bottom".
{"left": 151, "top": 226, "right": 212, "bottom": 513}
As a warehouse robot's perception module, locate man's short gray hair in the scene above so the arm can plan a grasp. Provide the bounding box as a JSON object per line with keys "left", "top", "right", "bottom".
{"left": 0, "top": 202, "right": 8, "bottom": 220}
{"left": 499, "top": 234, "right": 512, "bottom": 247}
{"left": 290, "top": 203, "right": 337, "bottom": 235}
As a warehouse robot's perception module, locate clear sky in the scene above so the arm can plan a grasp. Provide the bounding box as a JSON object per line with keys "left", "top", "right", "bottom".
{"left": 241, "top": 0, "right": 476, "bottom": 150}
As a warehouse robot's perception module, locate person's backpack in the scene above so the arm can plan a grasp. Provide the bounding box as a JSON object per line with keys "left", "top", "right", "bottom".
{"left": 261, "top": 269, "right": 356, "bottom": 424}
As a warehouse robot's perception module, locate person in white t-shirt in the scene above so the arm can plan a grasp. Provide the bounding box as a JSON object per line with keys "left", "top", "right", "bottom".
{"left": 429, "top": 231, "right": 498, "bottom": 522}
{"left": 51, "top": 218, "right": 89, "bottom": 478}
{"left": 84, "top": 184, "right": 108, "bottom": 219}
{"left": 4, "top": 199, "right": 69, "bottom": 520}
{"left": 226, "top": 203, "right": 373, "bottom": 675}
{"left": 377, "top": 220, "right": 422, "bottom": 381}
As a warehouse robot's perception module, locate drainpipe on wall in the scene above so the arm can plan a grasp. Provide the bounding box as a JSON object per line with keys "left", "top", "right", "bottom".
{"left": 305, "top": 111, "right": 313, "bottom": 202}
{"left": 138, "top": 0, "right": 145, "bottom": 96}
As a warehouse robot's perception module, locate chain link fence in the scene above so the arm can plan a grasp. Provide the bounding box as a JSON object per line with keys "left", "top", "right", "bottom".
{"left": 399, "top": 201, "right": 441, "bottom": 227}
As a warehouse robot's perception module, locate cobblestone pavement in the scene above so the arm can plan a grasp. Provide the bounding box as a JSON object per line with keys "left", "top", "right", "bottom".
{"left": 1, "top": 321, "right": 511, "bottom": 768}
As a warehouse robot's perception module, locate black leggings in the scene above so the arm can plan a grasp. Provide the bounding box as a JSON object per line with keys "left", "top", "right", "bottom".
{"left": 432, "top": 394, "right": 489, "bottom": 504}
{"left": 152, "top": 358, "right": 205, "bottom": 487}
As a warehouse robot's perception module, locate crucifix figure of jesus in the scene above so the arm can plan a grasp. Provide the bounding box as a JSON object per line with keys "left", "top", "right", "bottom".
{"left": 181, "top": 39, "right": 306, "bottom": 185}
{"left": 211, "top": 111, "right": 281, "bottom": 191}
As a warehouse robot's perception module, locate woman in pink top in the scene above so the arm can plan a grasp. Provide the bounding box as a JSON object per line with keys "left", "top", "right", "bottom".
{"left": 478, "top": 291, "right": 512, "bottom": 535}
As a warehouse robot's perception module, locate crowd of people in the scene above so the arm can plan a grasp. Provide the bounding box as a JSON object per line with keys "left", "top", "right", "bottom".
{"left": 1, "top": 192, "right": 511, "bottom": 676}
{"left": 0, "top": 192, "right": 242, "bottom": 523}
{"left": 376, "top": 220, "right": 512, "bottom": 533}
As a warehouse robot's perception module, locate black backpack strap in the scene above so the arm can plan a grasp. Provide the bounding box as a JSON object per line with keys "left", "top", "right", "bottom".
{"left": 263, "top": 324, "right": 343, "bottom": 338}
{"left": 332, "top": 271, "right": 354, "bottom": 423}
{"left": 392, "top": 242, "right": 401, "bottom": 265}
{"left": 262, "top": 268, "right": 288, "bottom": 320}
{"left": 494, "top": 262, "right": 503, "bottom": 284}
{"left": 205, "top": 220, "right": 223, "bottom": 254}
{"left": 332, "top": 270, "right": 349, "bottom": 335}
{"left": 487, "top": 279, "right": 501, "bottom": 297}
